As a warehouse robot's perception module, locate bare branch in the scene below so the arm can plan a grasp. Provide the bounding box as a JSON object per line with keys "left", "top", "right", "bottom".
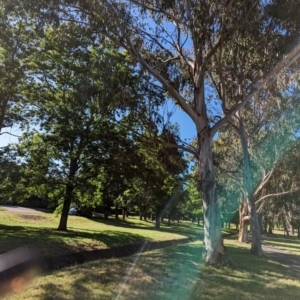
{"left": 254, "top": 168, "right": 275, "bottom": 197}
{"left": 0, "top": 132, "right": 21, "bottom": 138}
{"left": 160, "top": 56, "right": 180, "bottom": 63}
{"left": 160, "top": 141, "right": 198, "bottom": 157}
{"left": 255, "top": 189, "right": 300, "bottom": 205}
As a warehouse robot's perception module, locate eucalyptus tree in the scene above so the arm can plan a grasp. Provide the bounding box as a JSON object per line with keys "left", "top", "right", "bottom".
{"left": 214, "top": 88, "right": 300, "bottom": 241}
{"left": 6, "top": 0, "right": 300, "bottom": 262}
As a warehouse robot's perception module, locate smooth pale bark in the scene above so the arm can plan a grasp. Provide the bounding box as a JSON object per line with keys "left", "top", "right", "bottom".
{"left": 238, "top": 117, "right": 262, "bottom": 256}
{"left": 263, "top": 217, "right": 268, "bottom": 234}
{"left": 189, "top": 76, "right": 227, "bottom": 264}
{"left": 57, "top": 157, "right": 77, "bottom": 231}
{"left": 258, "top": 214, "right": 263, "bottom": 234}
{"left": 282, "top": 216, "right": 289, "bottom": 236}
{"left": 198, "top": 127, "right": 227, "bottom": 264}
{"left": 238, "top": 202, "right": 249, "bottom": 242}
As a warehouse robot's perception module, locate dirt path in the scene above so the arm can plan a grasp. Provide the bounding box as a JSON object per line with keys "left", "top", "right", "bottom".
{"left": 0, "top": 206, "right": 53, "bottom": 214}
{"left": 262, "top": 243, "right": 300, "bottom": 276}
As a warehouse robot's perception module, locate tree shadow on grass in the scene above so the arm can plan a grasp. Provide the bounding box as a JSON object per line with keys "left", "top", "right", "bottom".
{"left": 0, "top": 223, "right": 152, "bottom": 256}
{"left": 89, "top": 216, "right": 203, "bottom": 240}
{"left": 35, "top": 242, "right": 300, "bottom": 300}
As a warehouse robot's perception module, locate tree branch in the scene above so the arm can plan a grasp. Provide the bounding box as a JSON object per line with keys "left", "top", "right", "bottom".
{"left": 211, "top": 43, "right": 300, "bottom": 136}
{"left": 0, "top": 132, "right": 21, "bottom": 138}
{"left": 255, "top": 189, "right": 299, "bottom": 205}
{"left": 254, "top": 168, "right": 274, "bottom": 197}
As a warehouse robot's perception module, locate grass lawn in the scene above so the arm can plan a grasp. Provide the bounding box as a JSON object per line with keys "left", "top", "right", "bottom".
{"left": 4, "top": 239, "right": 300, "bottom": 300}
{"left": 0, "top": 210, "right": 204, "bottom": 256}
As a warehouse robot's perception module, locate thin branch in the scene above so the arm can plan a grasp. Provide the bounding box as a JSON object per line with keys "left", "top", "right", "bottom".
{"left": 0, "top": 132, "right": 21, "bottom": 138}
{"left": 211, "top": 43, "right": 300, "bottom": 136}
{"left": 160, "top": 56, "right": 180, "bottom": 63}
{"left": 254, "top": 168, "right": 274, "bottom": 197}
{"left": 159, "top": 140, "right": 198, "bottom": 157}
{"left": 105, "top": 4, "right": 199, "bottom": 124}
{"left": 255, "top": 189, "right": 300, "bottom": 205}
{"left": 129, "top": 0, "right": 182, "bottom": 24}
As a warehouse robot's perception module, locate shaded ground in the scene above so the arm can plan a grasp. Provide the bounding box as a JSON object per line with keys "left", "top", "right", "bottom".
{"left": 262, "top": 243, "right": 300, "bottom": 276}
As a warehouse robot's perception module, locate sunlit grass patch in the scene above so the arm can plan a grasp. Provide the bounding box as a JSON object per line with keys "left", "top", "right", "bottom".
{"left": 0, "top": 211, "right": 203, "bottom": 256}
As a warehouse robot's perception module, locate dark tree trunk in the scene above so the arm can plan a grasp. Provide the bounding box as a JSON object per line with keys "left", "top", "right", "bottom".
{"left": 152, "top": 213, "right": 155, "bottom": 221}
{"left": 57, "top": 184, "right": 73, "bottom": 231}
{"left": 115, "top": 204, "right": 119, "bottom": 220}
{"left": 144, "top": 214, "right": 147, "bottom": 221}
{"left": 57, "top": 157, "right": 77, "bottom": 231}
{"left": 298, "top": 227, "right": 300, "bottom": 239}
{"left": 126, "top": 210, "right": 129, "bottom": 217}
{"left": 238, "top": 202, "right": 250, "bottom": 242}
{"left": 197, "top": 216, "right": 200, "bottom": 226}
{"left": 155, "top": 213, "right": 160, "bottom": 229}
{"left": 238, "top": 117, "right": 262, "bottom": 256}
{"left": 122, "top": 209, "right": 126, "bottom": 220}
{"left": 139, "top": 211, "right": 143, "bottom": 221}
{"left": 168, "top": 216, "right": 171, "bottom": 226}
{"left": 268, "top": 223, "right": 273, "bottom": 234}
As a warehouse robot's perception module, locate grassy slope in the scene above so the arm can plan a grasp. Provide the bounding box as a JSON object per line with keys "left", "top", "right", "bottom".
{"left": 4, "top": 239, "right": 300, "bottom": 300}
{"left": 0, "top": 211, "right": 203, "bottom": 256}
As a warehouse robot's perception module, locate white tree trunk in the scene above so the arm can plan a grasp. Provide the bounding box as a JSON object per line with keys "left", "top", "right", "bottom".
{"left": 198, "top": 127, "right": 227, "bottom": 264}
{"left": 238, "top": 116, "right": 262, "bottom": 256}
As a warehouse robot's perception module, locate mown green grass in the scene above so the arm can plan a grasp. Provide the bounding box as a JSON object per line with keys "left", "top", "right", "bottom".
{"left": 4, "top": 239, "right": 300, "bottom": 300}
{"left": 0, "top": 210, "right": 203, "bottom": 256}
